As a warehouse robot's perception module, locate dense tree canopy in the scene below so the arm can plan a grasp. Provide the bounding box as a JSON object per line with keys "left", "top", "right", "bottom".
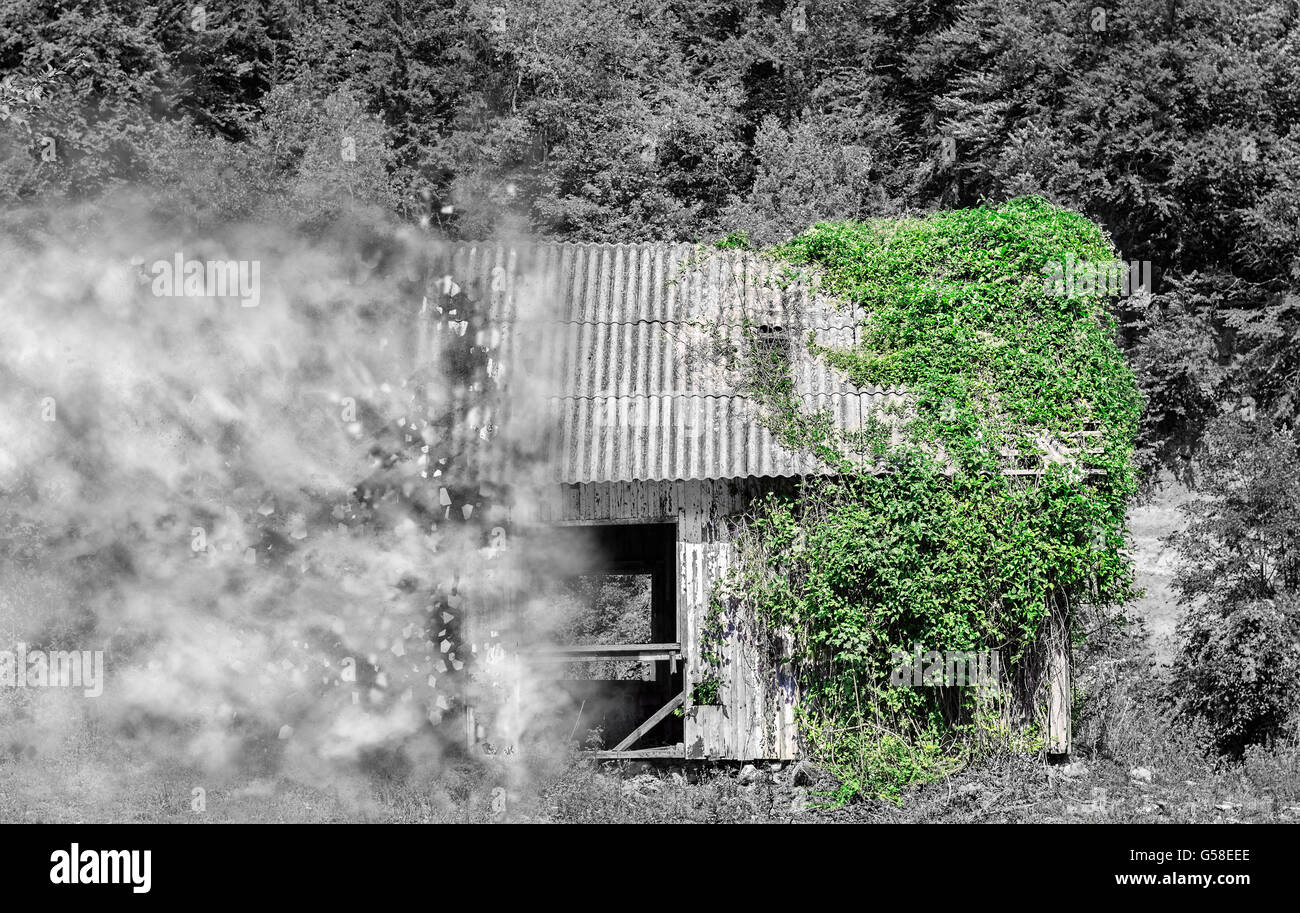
{"left": 2, "top": 0, "right": 1298, "bottom": 477}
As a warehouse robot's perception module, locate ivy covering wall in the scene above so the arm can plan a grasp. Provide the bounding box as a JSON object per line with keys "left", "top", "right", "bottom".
{"left": 713, "top": 197, "right": 1143, "bottom": 801}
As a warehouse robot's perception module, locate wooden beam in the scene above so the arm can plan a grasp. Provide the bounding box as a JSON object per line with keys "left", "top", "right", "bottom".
{"left": 587, "top": 745, "right": 685, "bottom": 759}
{"left": 522, "top": 643, "right": 682, "bottom": 663}
{"left": 539, "top": 516, "right": 674, "bottom": 527}
{"left": 611, "top": 689, "right": 686, "bottom": 751}
{"left": 1047, "top": 594, "right": 1072, "bottom": 756}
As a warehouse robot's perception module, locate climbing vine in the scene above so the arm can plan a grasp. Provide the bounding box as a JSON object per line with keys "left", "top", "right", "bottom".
{"left": 711, "top": 197, "right": 1143, "bottom": 801}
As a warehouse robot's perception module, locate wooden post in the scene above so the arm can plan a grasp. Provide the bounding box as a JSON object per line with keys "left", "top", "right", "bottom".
{"left": 1046, "top": 592, "right": 1071, "bottom": 757}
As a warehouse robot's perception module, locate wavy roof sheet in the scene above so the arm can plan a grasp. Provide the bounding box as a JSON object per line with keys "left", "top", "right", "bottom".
{"left": 420, "top": 242, "right": 898, "bottom": 484}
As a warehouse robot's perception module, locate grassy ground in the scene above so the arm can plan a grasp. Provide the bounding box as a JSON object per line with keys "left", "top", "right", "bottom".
{"left": 4, "top": 741, "right": 1298, "bottom": 823}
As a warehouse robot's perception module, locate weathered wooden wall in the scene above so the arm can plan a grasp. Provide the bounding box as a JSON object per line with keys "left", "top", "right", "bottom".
{"left": 679, "top": 539, "right": 799, "bottom": 760}
{"left": 526, "top": 477, "right": 767, "bottom": 539}
{"left": 524, "top": 477, "right": 801, "bottom": 760}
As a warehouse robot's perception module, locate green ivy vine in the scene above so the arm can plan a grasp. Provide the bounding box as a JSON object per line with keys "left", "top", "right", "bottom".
{"left": 712, "top": 196, "right": 1143, "bottom": 801}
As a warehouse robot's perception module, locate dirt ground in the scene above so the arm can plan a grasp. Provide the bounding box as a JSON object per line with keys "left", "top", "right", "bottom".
{"left": 1126, "top": 482, "right": 1193, "bottom": 666}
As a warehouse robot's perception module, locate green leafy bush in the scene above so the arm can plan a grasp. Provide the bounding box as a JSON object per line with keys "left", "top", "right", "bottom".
{"left": 1171, "top": 415, "right": 1300, "bottom": 604}
{"left": 1173, "top": 599, "right": 1300, "bottom": 757}
{"left": 719, "top": 197, "right": 1142, "bottom": 800}
{"left": 1169, "top": 414, "right": 1300, "bottom": 755}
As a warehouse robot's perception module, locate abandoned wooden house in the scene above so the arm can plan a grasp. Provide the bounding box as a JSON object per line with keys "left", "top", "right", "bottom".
{"left": 416, "top": 240, "right": 1077, "bottom": 762}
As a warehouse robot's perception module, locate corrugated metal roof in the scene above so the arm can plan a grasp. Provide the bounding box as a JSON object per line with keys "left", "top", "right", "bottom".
{"left": 420, "top": 242, "right": 896, "bottom": 484}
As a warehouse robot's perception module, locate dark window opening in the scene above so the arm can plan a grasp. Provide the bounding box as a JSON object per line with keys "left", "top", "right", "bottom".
{"left": 550, "top": 573, "right": 654, "bottom": 680}
{"left": 751, "top": 323, "right": 793, "bottom": 397}
{"left": 756, "top": 323, "right": 787, "bottom": 360}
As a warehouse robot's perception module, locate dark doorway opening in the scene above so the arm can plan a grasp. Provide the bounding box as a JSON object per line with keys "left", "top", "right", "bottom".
{"left": 531, "top": 522, "right": 682, "bottom": 754}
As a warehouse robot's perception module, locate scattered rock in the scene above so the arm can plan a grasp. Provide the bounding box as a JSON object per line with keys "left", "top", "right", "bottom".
{"left": 621, "top": 774, "right": 661, "bottom": 796}
{"left": 979, "top": 789, "right": 1006, "bottom": 813}
{"left": 1129, "top": 766, "right": 1153, "bottom": 783}
{"left": 737, "top": 763, "right": 761, "bottom": 785}
{"left": 1067, "top": 788, "right": 1109, "bottom": 819}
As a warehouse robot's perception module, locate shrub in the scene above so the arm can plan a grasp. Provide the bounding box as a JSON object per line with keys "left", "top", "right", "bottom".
{"left": 1172, "top": 598, "right": 1300, "bottom": 757}
{"left": 1169, "top": 414, "right": 1300, "bottom": 755}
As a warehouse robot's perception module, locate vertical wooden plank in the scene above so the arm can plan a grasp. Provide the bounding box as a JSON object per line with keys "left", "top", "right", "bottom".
{"left": 709, "top": 540, "right": 737, "bottom": 759}
{"left": 706, "top": 504, "right": 795, "bottom": 760}
{"left": 713, "top": 541, "right": 737, "bottom": 758}
{"left": 700, "top": 540, "right": 719, "bottom": 757}
{"left": 776, "top": 628, "right": 799, "bottom": 759}
{"left": 690, "top": 538, "right": 730, "bottom": 759}
{"left": 699, "top": 480, "right": 713, "bottom": 543}
{"left": 1047, "top": 593, "right": 1072, "bottom": 756}
{"left": 681, "top": 539, "right": 706, "bottom": 759}
{"left": 702, "top": 479, "right": 713, "bottom": 543}
{"left": 682, "top": 480, "right": 694, "bottom": 542}
{"left": 681, "top": 515, "right": 691, "bottom": 650}
{"left": 680, "top": 480, "right": 697, "bottom": 543}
